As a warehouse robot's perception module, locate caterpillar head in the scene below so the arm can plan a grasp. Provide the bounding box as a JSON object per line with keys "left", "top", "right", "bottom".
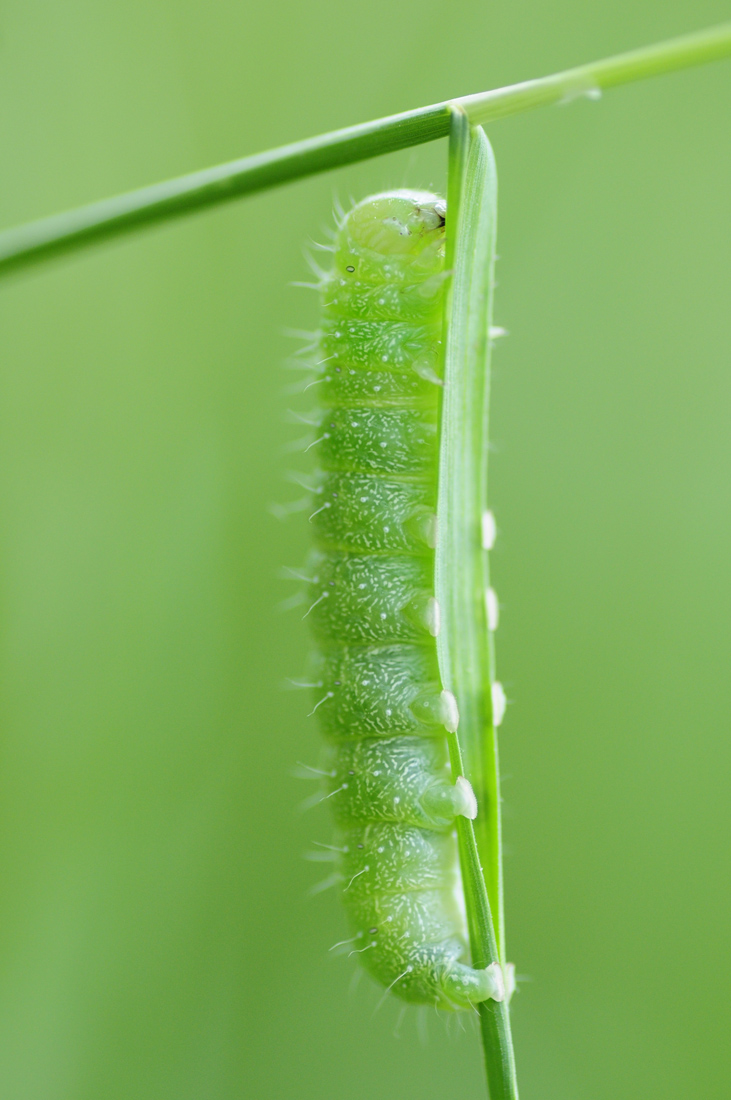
{"left": 340, "top": 190, "right": 446, "bottom": 275}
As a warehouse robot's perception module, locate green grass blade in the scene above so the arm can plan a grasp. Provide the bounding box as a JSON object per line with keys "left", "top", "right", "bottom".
{"left": 438, "top": 109, "right": 517, "bottom": 1100}
{"left": 1, "top": 22, "right": 730, "bottom": 279}
{"left": 439, "top": 111, "right": 504, "bottom": 959}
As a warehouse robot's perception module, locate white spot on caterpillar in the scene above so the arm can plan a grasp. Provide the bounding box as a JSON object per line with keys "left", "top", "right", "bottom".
{"left": 481, "top": 510, "right": 497, "bottom": 550}
{"left": 424, "top": 513, "right": 438, "bottom": 548}
{"left": 439, "top": 689, "right": 459, "bottom": 732}
{"left": 454, "top": 776, "right": 478, "bottom": 819}
{"left": 491, "top": 681, "right": 507, "bottom": 727}
{"left": 504, "top": 963, "right": 516, "bottom": 1002}
{"left": 426, "top": 597, "right": 441, "bottom": 637}
{"left": 412, "top": 356, "right": 443, "bottom": 386}
{"left": 486, "top": 587, "right": 499, "bottom": 632}
{"left": 480, "top": 962, "right": 506, "bottom": 1002}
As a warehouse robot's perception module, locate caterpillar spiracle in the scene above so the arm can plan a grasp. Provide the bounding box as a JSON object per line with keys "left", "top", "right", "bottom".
{"left": 298, "top": 191, "right": 504, "bottom": 1011}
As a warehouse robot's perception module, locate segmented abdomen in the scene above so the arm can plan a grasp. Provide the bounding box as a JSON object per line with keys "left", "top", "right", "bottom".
{"left": 305, "top": 191, "right": 497, "bottom": 1009}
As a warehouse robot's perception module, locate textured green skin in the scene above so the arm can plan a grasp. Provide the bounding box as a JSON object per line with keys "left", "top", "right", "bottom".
{"left": 306, "top": 192, "right": 492, "bottom": 1009}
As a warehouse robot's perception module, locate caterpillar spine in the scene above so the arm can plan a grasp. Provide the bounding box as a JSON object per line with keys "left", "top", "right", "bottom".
{"left": 300, "top": 191, "right": 503, "bottom": 1010}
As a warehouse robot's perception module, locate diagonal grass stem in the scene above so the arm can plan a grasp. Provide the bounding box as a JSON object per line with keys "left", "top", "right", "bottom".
{"left": 1, "top": 21, "right": 730, "bottom": 278}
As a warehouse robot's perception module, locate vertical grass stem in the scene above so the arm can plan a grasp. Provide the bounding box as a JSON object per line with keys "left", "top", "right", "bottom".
{"left": 436, "top": 111, "right": 517, "bottom": 1099}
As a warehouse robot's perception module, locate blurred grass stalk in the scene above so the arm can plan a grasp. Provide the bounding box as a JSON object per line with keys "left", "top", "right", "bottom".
{"left": 0, "top": 21, "right": 730, "bottom": 278}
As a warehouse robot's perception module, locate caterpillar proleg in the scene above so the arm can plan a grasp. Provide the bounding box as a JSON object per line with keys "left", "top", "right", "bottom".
{"left": 297, "top": 190, "right": 503, "bottom": 1010}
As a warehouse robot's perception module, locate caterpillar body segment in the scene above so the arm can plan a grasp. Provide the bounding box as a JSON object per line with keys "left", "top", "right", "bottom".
{"left": 303, "top": 191, "right": 500, "bottom": 1010}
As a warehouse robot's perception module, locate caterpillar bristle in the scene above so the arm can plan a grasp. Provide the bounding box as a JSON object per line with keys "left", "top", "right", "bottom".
{"left": 302, "top": 251, "right": 329, "bottom": 281}
{"left": 275, "top": 590, "right": 306, "bottom": 613}
{"left": 280, "top": 566, "right": 318, "bottom": 582}
{"left": 281, "top": 327, "right": 319, "bottom": 341}
{"left": 284, "top": 679, "right": 322, "bottom": 692}
{"left": 331, "top": 196, "right": 346, "bottom": 228}
{"left": 292, "top": 761, "right": 332, "bottom": 779}
{"left": 281, "top": 434, "right": 314, "bottom": 454}
{"left": 302, "top": 375, "right": 329, "bottom": 392}
{"left": 303, "top": 434, "right": 328, "bottom": 454}
{"left": 416, "top": 1004, "right": 429, "bottom": 1046}
{"left": 285, "top": 409, "right": 320, "bottom": 427}
{"left": 308, "top": 501, "right": 331, "bottom": 522}
{"left": 307, "top": 690, "right": 334, "bottom": 715}
{"left": 348, "top": 966, "right": 364, "bottom": 998}
{"left": 306, "top": 873, "right": 342, "bottom": 896}
{"left": 329, "top": 932, "right": 364, "bottom": 954}
{"left": 373, "top": 965, "right": 413, "bottom": 1013}
{"left": 393, "top": 1004, "right": 407, "bottom": 1039}
{"left": 280, "top": 379, "right": 313, "bottom": 397}
{"left": 301, "top": 591, "right": 328, "bottom": 620}
{"left": 268, "top": 497, "right": 309, "bottom": 520}
{"left": 283, "top": 470, "right": 320, "bottom": 490}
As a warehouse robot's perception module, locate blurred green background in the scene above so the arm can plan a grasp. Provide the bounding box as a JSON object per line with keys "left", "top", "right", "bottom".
{"left": 1, "top": 2, "right": 730, "bottom": 1097}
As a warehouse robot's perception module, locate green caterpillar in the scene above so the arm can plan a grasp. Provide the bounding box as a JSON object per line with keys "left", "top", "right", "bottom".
{"left": 301, "top": 191, "right": 505, "bottom": 1010}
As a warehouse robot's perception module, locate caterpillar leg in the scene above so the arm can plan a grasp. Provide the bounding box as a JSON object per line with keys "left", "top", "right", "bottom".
{"left": 366, "top": 940, "right": 506, "bottom": 1011}
{"left": 440, "top": 960, "right": 505, "bottom": 1007}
